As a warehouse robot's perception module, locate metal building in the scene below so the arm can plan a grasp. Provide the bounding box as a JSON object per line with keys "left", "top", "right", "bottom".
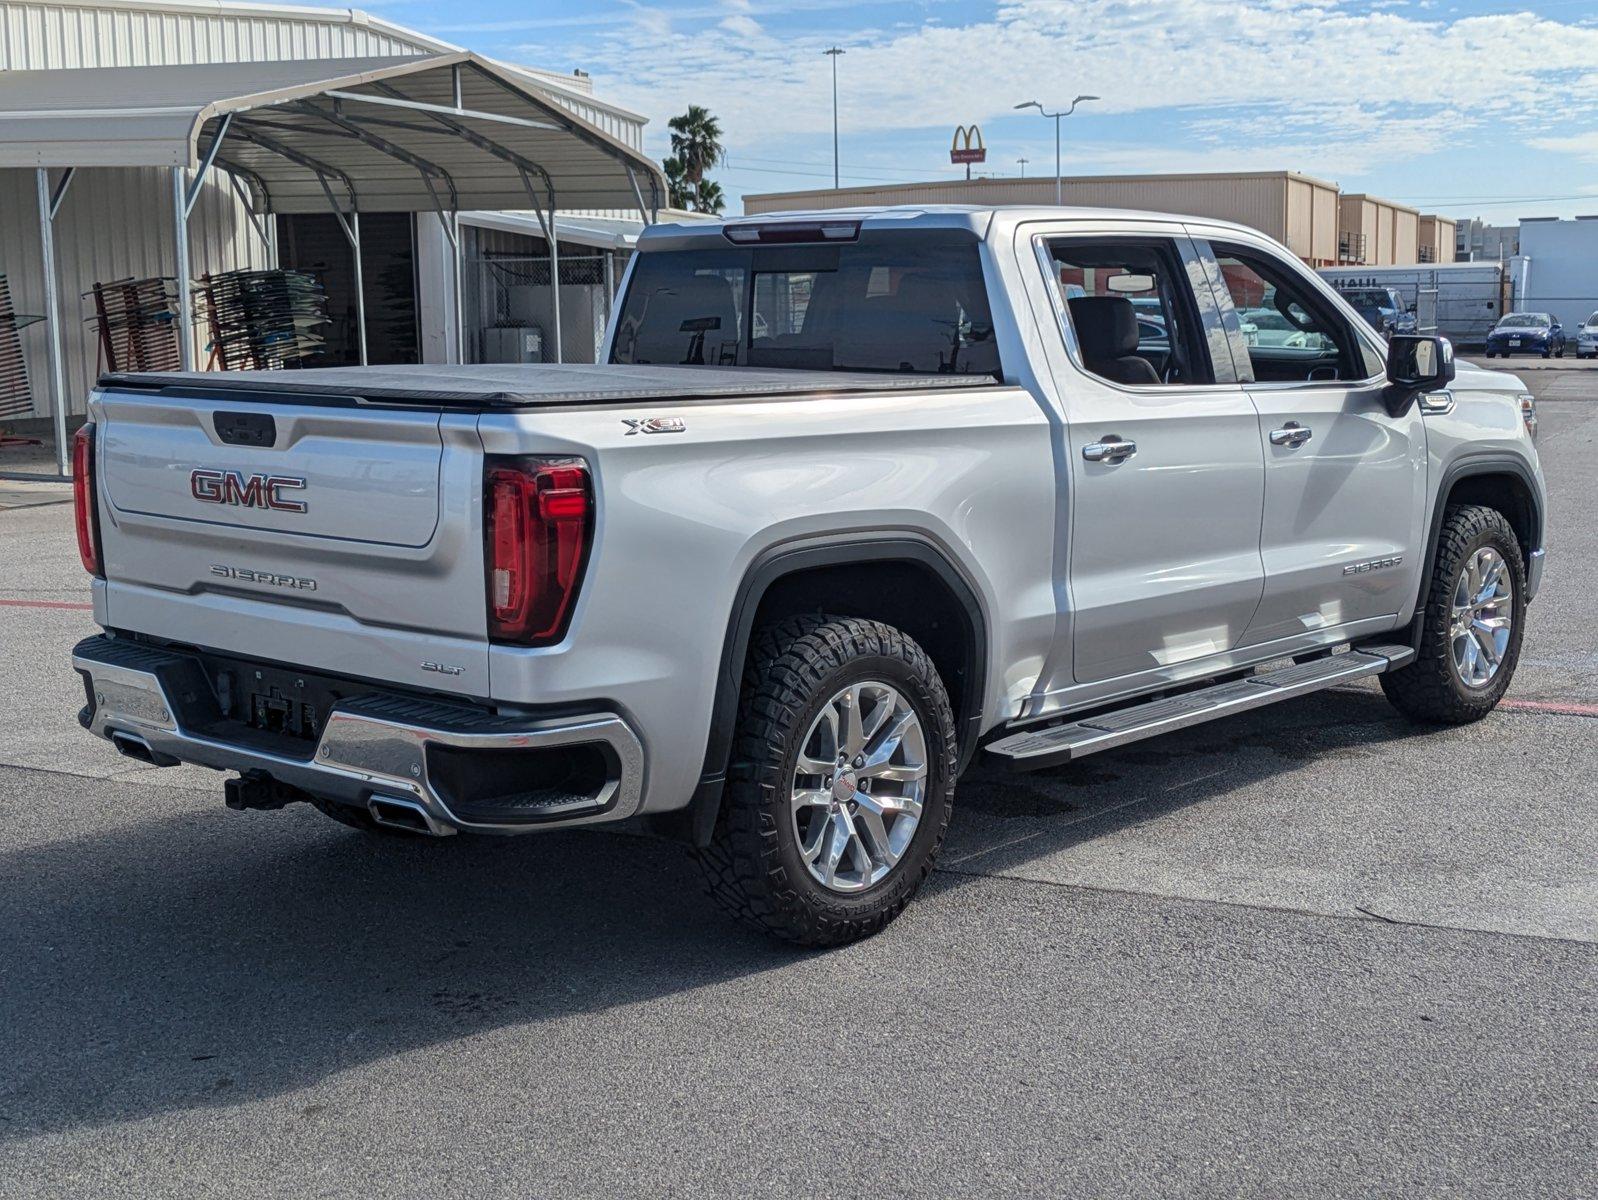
{"left": 743, "top": 172, "right": 1344, "bottom": 264}
{"left": 1338, "top": 194, "right": 1422, "bottom": 267}
{"left": 0, "top": 0, "right": 662, "bottom": 476}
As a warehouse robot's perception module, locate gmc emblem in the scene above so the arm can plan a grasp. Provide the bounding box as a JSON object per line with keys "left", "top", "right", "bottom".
{"left": 190, "top": 468, "right": 308, "bottom": 513}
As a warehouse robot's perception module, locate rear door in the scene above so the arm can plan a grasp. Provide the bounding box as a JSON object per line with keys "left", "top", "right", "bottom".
{"left": 94, "top": 388, "right": 490, "bottom": 696}
{"left": 1023, "top": 226, "right": 1266, "bottom": 689}
{"left": 1196, "top": 236, "right": 1427, "bottom": 649}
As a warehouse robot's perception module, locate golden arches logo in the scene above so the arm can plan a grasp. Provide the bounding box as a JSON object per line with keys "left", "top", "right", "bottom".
{"left": 950, "top": 125, "right": 986, "bottom": 164}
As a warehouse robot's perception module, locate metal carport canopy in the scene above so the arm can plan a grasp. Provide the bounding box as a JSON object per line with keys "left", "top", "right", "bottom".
{"left": 0, "top": 51, "right": 666, "bottom": 214}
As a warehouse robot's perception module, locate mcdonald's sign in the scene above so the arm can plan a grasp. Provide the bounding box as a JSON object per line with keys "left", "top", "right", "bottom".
{"left": 950, "top": 125, "right": 986, "bottom": 165}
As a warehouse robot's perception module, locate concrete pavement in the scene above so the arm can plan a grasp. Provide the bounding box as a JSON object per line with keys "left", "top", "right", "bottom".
{"left": 0, "top": 377, "right": 1593, "bottom": 1198}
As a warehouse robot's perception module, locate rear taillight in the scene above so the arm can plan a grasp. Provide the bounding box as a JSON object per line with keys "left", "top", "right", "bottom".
{"left": 485, "top": 457, "right": 593, "bottom": 645}
{"left": 72, "top": 422, "right": 102, "bottom": 578}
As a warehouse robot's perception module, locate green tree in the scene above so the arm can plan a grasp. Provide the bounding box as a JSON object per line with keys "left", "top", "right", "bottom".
{"left": 662, "top": 105, "right": 726, "bottom": 213}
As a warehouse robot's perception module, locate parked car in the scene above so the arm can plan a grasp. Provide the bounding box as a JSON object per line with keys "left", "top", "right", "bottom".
{"left": 70, "top": 207, "right": 1547, "bottom": 946}
{"left": 1336, "top": 286, "right": 1418, "bottom": 336}
{"left": 1576, "top": 311, "right": 1598, "bottom": 359}
{"left": 1484, "top": 312, "right": 1565, "bottom": 358}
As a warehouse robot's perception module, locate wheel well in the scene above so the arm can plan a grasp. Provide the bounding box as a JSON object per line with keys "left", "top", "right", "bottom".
{"left": 749, "top": 559, "right": 981, "bottom": 740}
{"left": 1444, "top": 472, "right": 1539, "bottom": 566}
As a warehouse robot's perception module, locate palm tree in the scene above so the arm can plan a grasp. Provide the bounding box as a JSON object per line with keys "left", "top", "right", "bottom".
{"left": 663, "top": 156, "right": 691, "bottom": 210}
{"left": 663, "top": 106, "right": 726, "bottom": 212}
{"left": 693, "top": 178, "right": 726, "bottom": 215}
{"left": 667, "top": 106, "right": 724, "bottom": 187}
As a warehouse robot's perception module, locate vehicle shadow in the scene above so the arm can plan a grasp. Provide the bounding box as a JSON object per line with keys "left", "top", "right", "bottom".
{"left": 0, "top": 686, "right": 1427, "bottom": 1140}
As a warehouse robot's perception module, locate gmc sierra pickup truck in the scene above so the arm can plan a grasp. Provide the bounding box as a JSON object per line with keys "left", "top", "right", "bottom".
{"left": 70, "top": 206, "right": 1546, "bottom": 946}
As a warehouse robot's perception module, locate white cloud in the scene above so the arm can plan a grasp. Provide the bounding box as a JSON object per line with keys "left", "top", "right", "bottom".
{"left": 555, "top": 0, "right": 1598, "bottom": 178}
{"left": 1532, "top": 132, "right": 1598, "bottom": 163}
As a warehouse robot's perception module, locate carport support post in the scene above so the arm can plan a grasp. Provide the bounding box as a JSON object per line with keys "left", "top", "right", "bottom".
{"left": 35, "top": 168, "right": 72, "bottom": 476}
{"left": 171, "top": 168, "right": 195, "bottom": 371}
{"left": 527, "top": 185, "right": 562, "bottom": 364}
{"left": 350, "top": 211, "right": 368, "bottom": 366}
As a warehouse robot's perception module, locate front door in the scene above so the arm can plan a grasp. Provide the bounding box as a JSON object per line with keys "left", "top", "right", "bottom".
{"left": 1201, "top": 238, "right": 1426, "bottom": 648}
{"left": 1029, "top": 231, "right": 1267, "bottom": 689}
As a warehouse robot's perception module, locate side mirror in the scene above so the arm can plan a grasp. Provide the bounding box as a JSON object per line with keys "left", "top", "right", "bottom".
{"left": 1384, "top": 334, "right": 1455, "bottom": 416}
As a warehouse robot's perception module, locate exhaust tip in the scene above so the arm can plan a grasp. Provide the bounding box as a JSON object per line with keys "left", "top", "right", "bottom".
{"left": 109, "top": 730, "right": 179, "bottom": 767}
{"left": 367, "top": 795, "right": 455, "bottom": 837}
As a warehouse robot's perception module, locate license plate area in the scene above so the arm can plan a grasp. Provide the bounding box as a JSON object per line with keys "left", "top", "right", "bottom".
{"left": 172, "top": 650, "right": 365, "bottom": 758}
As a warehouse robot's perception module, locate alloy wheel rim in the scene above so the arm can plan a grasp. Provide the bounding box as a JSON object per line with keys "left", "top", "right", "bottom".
{"left": 789, "top": 681, "right": 928, "bottom": 894}
{"left": 1450, "top": 547, "right": 1513, "bottom": 689}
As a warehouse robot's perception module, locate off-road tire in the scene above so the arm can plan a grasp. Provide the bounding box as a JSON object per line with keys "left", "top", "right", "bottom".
{"left": 697, "top": 615, "right": 957, "bottom": 946}
{"left": 1381, "top": 504, "right": 1526, "bottom": 724}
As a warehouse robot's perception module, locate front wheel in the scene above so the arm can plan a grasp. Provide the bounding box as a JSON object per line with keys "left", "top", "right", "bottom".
{"left": 1381, "top": 505, "right": 1526, "bottom": 724}
{"left": 697, "top": 615, "right": 957, "bottom": 946}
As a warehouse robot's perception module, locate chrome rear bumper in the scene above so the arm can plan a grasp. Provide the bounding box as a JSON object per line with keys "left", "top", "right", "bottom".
{"left": 73, "top": 635, "right": 644, "bottom": 834}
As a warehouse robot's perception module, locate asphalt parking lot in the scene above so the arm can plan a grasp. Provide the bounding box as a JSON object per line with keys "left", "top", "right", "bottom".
{"left": 1, "top": 371, "right": 1594, "bottom": 1198}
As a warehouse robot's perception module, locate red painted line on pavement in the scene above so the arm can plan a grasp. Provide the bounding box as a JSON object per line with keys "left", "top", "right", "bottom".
{"left": 1500, "top": 697, "right": 1598, "bottom": 719}
{"left": 0, "top": 597, "right": 94, "bottom": 611}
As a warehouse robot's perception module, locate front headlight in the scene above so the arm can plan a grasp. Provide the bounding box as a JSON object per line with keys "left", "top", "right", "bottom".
{"left": 1518, "top": 392, "right": 1538, "bottom": 441}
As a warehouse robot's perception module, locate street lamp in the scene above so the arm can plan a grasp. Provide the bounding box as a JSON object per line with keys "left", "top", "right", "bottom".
{"left": 824, "top": 47, "right": 845, "bottom": 189}
{"left": 1014, "top": 94, "right": 1099, "bottom": 205}
{"left": 1017, "top": 157, "right": 1029, "bottom": 178}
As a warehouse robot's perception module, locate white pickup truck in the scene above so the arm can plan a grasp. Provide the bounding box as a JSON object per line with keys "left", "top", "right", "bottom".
{"left": 70, "top": 206, "right": 1546, "bottom": 945}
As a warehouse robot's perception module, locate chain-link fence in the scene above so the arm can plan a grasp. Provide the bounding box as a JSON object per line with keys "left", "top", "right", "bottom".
{"left": 462, "top": 248, "right": 628, "bottom": 365}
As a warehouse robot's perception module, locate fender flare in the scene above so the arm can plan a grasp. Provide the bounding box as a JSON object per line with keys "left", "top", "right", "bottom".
{"left": 682, "top": 533, "right": 989, "bottom": 847}
{"left": 1407, "top": 452, "right": 1544, "bottom": 650}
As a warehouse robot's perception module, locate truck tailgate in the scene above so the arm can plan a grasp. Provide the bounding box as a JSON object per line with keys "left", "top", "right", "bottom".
{"left": 94, "top": 390, "right": 489, "bottom": 697}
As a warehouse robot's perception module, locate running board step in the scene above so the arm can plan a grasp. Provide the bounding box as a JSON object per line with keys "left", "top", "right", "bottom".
{"left": 987, "top": 644, "right": 1415, "bottom": 772}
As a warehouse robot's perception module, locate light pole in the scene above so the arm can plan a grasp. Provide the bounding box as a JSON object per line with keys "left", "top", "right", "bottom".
{"left": 824, "top": 47, "right": 845, "bottom": 189}
{"left": 1017, "top": 157, "right": 1029, "bottom": 178}
{"left": 1014, "top": 95, "right": 1099, "bottom": 205}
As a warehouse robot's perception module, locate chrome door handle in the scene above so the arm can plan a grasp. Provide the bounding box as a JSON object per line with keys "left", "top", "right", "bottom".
{"left": 1269, "top": 422, "right": 1313, "bottom": 448}
{"left": 1082, "top": 436, "right": 1137, "bottom": 463}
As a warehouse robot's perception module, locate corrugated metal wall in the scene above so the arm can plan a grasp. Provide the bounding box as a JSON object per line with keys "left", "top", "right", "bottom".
{"left": 0, "top": 2, "right": 648, "bottom": 151}
{"left": 0, "top": 0, "right": 439, "bottom": 67}
{"left": 1391, "top": 207, "right": 1419, "bottom": 266}
{"left": 0, "top": 165, "right": 270, "bottom": 417}
{"left": 1284, "top": 174, "right": 1339, "bottom": 264}
{"left": 0, "top": 0, "right": 650, "bottom": 435}
{"left": 741, "top": 173, "right": 1346, "bottom": 259}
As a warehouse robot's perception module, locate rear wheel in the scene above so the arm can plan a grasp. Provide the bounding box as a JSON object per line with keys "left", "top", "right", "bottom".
{"left": 1381, "top": 505, "right": 1526, "bottom": 724}
{"left": 697, "top": 615, "right": 957, "bottom": 946}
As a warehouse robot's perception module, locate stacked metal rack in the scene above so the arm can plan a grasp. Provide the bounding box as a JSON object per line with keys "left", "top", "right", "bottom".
{"left": 88, "top": 276, "right": 182, "bottom": 374}
{"left": 0, "top": 274, "right": 34, "bottom": 421}
{"left": 197, "top": 269, "right": 329, "bottom": 371}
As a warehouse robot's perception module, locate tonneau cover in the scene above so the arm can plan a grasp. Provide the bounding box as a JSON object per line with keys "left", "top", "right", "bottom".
{"left": 98, "top": 364, "right": 1000, "bottom": 408}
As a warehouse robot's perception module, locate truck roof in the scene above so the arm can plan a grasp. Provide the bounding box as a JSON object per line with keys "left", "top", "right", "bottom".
{"left": 98, "top": 364, "right": 1000, "bottom": 409}
{"left": 641, "top": 204, "right": 1270, "bottom": 246}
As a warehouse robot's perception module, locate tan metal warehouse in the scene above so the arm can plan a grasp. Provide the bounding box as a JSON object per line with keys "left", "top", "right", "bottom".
{"left": 1339, "top": 194, "right": 1422, "bottom": 267}
{"left": 1417, "top": 214, "right": 1458, "bottom": 265}
{"left": 743, "top": 171, "right": 1343, "bottom": 265}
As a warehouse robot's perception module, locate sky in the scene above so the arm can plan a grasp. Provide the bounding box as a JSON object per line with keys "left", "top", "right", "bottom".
{"left": 351, "top": 0, "right": 1598, "bottom": 222}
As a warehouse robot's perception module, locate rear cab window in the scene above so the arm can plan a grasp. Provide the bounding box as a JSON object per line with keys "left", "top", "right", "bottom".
{"left": 610, "top": 229, "right": 1000, "bottom": 377}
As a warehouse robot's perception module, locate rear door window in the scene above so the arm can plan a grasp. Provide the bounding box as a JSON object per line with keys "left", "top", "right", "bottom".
{"left": 1043, "top": 238, "right": 1214, "bottom": 386}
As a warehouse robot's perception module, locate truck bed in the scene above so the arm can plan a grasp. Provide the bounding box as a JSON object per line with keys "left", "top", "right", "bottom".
{"left": 99, "top": 363, "right": 1000, "bottom": 408}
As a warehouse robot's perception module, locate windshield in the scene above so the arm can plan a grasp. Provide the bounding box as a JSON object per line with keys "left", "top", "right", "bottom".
{"left": 1341, "top": 290, "right": 1392, "bottom": 307}
{"left": 610, "top": 231, "right": 1000, "bottom": 376}
{"left": 1586, "top": 312, "right": 1598, "bottom": 328}
{"left": 1497, "top": 313, "right": 1550, "bottom": 329}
